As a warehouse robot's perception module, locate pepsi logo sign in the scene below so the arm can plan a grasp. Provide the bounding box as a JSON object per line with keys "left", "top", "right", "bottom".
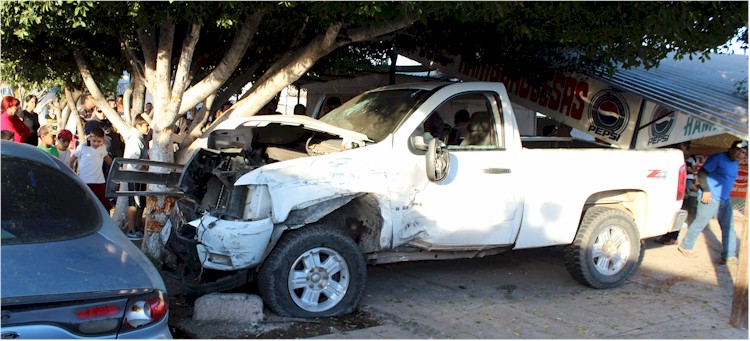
{"left": 587, "top": 90, "right": 630, "bottom": 142}
{"left": 647, "top": 105, "right": 676, "bottom": 145}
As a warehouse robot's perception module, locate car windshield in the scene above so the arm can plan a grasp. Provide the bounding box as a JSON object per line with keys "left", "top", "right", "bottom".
{"left": 319, "top": 89, "right": 430, "bottom": 142}
{"left": 1, "top": 156, "right": 101, "bottom": 245}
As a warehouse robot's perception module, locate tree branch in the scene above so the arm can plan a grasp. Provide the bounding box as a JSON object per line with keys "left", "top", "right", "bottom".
{"left": 177, "top": 92, "right": 215, "bottom": 157}
{"left": 207, "top": 23, "right": 342, "bottom": 129}
{"left": 137, "top": 24, "right": 157, "bottom": 90}
{"left": 169, "top": 21, "right": 201, "bottom": 118}
{"left": 178, "top": 10, "right": 265, "bottom": 114}
{"left": 121, "top": 38, "right": 146, "bottom": 82}
{"left": 71, "top": 48, "right": 131, "bottom": 134}
{"left": 340, "top": 13, "right": 418, "bottom": 46}
{"left": 211, "top": 62, "right": 260, "bottom": 113}
{"left": 150, "top": 15, "right": 176, "bottom": 131}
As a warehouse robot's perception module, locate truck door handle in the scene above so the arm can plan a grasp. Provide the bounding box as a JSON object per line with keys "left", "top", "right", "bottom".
{"left": 483, "top": 168, "right": 511, "bottom": 174}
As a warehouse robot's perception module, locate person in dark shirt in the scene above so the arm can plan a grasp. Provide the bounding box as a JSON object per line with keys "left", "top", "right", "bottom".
{"left": 18, "top": 95, "right": 40, "bottom": 146}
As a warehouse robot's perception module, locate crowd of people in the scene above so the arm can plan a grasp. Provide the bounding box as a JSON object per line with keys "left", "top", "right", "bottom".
{"left": 1, "top": 93, "right": 152, "bottom": 239}
{"left": 1, "top": 93, "right": 250, "bottom": 239}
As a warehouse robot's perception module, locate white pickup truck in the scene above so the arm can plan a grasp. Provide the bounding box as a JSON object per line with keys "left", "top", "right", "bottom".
{"left": 110, "top": 82, "right": 687, "bottom": 318}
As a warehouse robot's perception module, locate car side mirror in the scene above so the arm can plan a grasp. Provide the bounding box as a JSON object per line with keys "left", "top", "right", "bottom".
{"left": 426, "top": 137, "right": 450, "bottom": 182}
{"left": 411, "top": 135, "right": 429, "bottom": 151}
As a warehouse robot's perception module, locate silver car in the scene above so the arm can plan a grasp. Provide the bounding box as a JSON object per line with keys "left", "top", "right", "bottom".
{"left": 1, "top": 141, "right": 171, "bottom": 339}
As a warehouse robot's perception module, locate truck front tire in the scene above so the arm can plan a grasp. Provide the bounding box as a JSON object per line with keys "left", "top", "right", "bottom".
{"left": 564, "top": 207, "right": 642, "bottom": 289}
{"left": 258, "top": 225, "right": 367, "bottom": 317}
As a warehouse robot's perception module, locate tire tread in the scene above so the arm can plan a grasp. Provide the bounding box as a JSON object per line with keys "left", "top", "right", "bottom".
{"left": 564, "top": 207, "right": 640, "bottom": 289}
{"left": 259, "top": 225, "right": 366, "bottom": 317}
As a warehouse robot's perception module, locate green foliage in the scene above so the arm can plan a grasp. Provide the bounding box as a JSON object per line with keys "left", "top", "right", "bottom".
{"left": 396, "top": 2, "right": 747, "bottom": 87}
{"left": 2, "top": 1, "right": 746, "bottom": 103}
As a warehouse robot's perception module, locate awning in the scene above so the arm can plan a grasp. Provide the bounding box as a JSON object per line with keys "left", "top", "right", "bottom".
{"left": 594, "top": 53, "right": 748, "bottom": 140}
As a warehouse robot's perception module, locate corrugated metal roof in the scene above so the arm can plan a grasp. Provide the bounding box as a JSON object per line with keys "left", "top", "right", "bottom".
{"left": 593, "top": 53, "right": 748, "bottom": 140}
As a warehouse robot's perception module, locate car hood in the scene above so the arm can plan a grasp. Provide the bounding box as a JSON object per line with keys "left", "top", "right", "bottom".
{"left": 1, "top": 231, "right": 161, "bottom": 300}
{"left": 214, "top": 115, "right": 372, "bottom": 144}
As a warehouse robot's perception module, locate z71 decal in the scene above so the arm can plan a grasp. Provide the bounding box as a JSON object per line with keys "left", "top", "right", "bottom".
{"left": 647, "top": 170, "right": 667, "bottom": 179}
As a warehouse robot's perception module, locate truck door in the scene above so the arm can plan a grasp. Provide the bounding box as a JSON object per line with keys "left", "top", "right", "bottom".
{"left": 399, "top": 91, "right": 520, "bottom": 247}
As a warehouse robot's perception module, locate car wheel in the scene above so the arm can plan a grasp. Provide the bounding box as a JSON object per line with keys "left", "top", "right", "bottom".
{"left": 258, "top": 225, "right": 366, "bottom": 317}
{"left": 564, "top": 207, "right": 642, "bottom": 289}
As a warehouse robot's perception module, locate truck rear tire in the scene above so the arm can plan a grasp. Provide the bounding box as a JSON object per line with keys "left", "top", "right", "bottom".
{"left": 258, "top": 225, "right": 366, "bottom": 317}
{"left": 564, "top": 207, "right": 642, "bottom": 289}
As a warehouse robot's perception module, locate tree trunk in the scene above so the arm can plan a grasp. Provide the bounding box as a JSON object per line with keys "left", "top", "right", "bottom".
{"left": 730, "top": 198, "right": 748, "bottom": 329}
{"left": 59, "top": 106, "right": 71, "bottom": 131}
{"left": 138, "top": 16, "right": 202, "bottom": 260}
{"left": 122, "top": 82, "right": 133, "bottom": 123}
{"left": 63, "top": 87, "right": 86, "bottom": 143}
{"left": 141, "top": 128, "right": 175, "bottom": 262}
{"left": 112, "top": 183, "right": 129, "bottom": 230}
{"left": 131, "top": 76, "right": 146, "bottom": 119}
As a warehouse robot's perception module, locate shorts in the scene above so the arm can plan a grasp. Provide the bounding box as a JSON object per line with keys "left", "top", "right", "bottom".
{"left": 88, "top": 183, "right": 113, "bottom": 212}
{"left": 128, "top": 182, "right": 147, "bottom": 208}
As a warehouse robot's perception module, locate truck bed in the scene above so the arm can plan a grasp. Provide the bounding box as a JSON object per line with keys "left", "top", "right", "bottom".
{"left": 521, "top": 136, "right": 614, "bottom": 149}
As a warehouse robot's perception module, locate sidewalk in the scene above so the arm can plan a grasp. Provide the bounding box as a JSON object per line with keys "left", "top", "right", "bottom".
{"left": 315, "top": 215, "right": 748, "bottom": 339}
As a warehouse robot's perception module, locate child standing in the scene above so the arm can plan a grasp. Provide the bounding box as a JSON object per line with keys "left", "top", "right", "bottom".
{"left": 56, "top": 129, "right": 74, "bottom": 168}
{"left": 123, "top": 113, "right": 151, "bottom": 239}
{"left": 36, "top": 124, "right": 59, "bottom": 157}
{"left": 69, "top": 127, "right": 113, "bottom": 212}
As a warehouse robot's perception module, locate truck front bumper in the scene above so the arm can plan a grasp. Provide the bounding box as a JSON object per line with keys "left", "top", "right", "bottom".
{"left": 163, "top": 199, "right": 273, "bottom": 294}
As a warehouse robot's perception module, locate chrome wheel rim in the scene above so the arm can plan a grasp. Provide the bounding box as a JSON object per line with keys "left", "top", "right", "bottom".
{"left": 288, "top": 247, "right": 350, "bottom": 312}
{"left": 591, "top": 225, "right": 631, "bottom": 276}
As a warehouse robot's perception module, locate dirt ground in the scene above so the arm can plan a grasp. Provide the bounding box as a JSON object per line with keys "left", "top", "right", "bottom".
{"left": 163, "top": 214, "right": 748, "bottom": 339}
{"left": 163, "top": 268, "right": 385, "bottom": 339}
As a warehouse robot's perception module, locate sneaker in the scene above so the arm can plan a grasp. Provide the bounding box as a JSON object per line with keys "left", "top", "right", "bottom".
{"left": 126, "top": 230, "right": 143, "bottom": 240}
{"left": 721, "top": 257, "right": 738, "bottom": 266}
{"left": 677, "top": 245, "right": 698, "bottom": 258}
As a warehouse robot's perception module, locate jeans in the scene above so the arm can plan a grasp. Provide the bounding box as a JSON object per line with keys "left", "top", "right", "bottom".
{"left": 680, "top": 198, "right": 737, "bottom": 259}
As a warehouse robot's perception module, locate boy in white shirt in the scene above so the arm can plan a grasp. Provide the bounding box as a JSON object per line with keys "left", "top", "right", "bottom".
{"left": 69, "top": 127, "right": 113, "bottom": 212}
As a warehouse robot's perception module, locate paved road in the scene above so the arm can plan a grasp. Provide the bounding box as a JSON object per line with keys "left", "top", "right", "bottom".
{"left": 318, "top": 216, "right": 747, "bottom": 339}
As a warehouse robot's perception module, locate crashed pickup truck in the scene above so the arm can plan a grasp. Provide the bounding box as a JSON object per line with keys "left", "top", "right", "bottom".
{"left": 109, "top": 82, "right": 687, "bottom": 318}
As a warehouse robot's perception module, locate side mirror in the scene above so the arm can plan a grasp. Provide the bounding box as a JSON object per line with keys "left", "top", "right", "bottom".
{"left": 411, "top": 135, "right": 429, "bottom": 151}
{"left": 426, "top": 137, "right": 450, "bottom": 182}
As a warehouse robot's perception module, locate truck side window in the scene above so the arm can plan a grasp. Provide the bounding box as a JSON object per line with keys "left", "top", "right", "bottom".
{"left": 433, "top": 93, "right": 502, "bottom": 150}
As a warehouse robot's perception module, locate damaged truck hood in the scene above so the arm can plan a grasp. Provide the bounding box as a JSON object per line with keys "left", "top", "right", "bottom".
{"left": 235, "top": 144, "right": 390, "bottom": 224}
{"left": 213, "top": 115, "right": 372, "bottom": 145}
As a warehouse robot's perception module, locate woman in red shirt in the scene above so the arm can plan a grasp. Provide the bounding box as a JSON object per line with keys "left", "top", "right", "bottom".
{"left": 1, "top": 96, "right": 30, "bottom": 143}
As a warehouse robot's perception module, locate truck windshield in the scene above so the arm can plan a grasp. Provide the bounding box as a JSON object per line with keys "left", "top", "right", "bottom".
{"left": 319, "top": 89, "right": 429, "bottom": 143}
